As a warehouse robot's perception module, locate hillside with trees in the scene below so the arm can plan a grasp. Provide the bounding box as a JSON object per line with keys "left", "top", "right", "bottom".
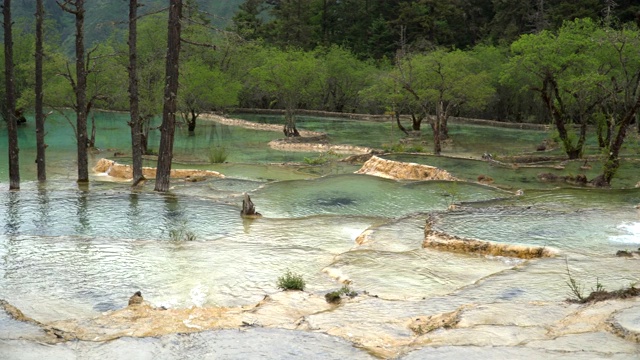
{"left": 2, "top": 0, "right": 640, "bottom": 187}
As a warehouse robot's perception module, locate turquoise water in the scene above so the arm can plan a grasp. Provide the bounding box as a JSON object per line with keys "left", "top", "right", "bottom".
{"left": 0, "top": 111, "right": 639, "bottom": 358}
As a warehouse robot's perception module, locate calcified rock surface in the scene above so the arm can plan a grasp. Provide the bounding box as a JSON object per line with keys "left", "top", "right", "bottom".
{"left": 355, "top": 156, "right": 458, "bottom": 181}
{"left": 424, "top": 215, "right": 556, "bottom": 259}
{"left": 3, "top": 295, "right": 639, "bottom": 358}
{"left": 268, "top": 138, "right": 375, "bottom": 155}
{"left": 202, "top": 113, "right": 376, "bottom": 154}
{"left": 93, "top": 158, "right": 224, "bottom": 180}
{"left": 202, "top": 113, "right": 323, "bottom": 137}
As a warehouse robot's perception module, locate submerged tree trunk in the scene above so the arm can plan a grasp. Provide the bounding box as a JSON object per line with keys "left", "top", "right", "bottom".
{"left": 128, "top": 0, "right": 144, "bottom": 186}
{"left": 35, "top": 0, "right": 46, "bottom": 181}
{"left": 155, "top": 0, "right": 182, "bottom": 192}
{"left": 240, "top": 193, "right": 261, "bottom": 217}
{"left": 3, "top": 0, "right": 20, "bottom": 189}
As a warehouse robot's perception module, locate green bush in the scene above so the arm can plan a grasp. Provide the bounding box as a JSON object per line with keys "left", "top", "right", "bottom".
{"left": 324, "top": 285, "right": 358, "bottom": 304}
{"left": 382, "top": 142, "right": 424, "bottom": 153}
{"left": 169, "top": 222, "right": 197, "bottom": 241}
{"left": 277, "top": 269, "right": 305, "bottom": 291}
{"left": 208, "top": 146, "right": 229, "bottom": 163}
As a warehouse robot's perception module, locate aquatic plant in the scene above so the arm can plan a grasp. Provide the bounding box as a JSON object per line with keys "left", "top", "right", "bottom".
{"left": 304, "top": 151, "right": 339, "bottom": 165}
{"left": 208, "top": 146, "right": 229, "bottom": 163}
{"left": 382, "top": 142, "right": 425, "bottom": 153}
{"left": 169, "top": 222, "right": 197, "bottom": 241}
{"left": 304, "top": 153, "right": 330, "bottom": 165}
{"left": 277, "top": 269, "right": 305, "bottom": 291}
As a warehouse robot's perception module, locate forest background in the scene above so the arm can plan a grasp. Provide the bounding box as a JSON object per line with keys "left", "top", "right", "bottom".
{"left": 2, "top": 0, "right": 640, "bottom": 187}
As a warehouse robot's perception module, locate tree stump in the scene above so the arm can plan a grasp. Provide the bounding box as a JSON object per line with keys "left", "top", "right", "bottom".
{"left": 241, "top": 193, "right": 262, "bottom": 218}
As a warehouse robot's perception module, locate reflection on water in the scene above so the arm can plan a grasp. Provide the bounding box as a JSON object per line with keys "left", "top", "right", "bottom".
{"left": 0, "top": 112, "right": 639, "bottom": 358}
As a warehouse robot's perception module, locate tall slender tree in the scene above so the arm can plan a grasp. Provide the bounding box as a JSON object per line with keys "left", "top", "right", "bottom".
{"left": 35, "top": 0, "right": 46, "bottom": 181}
{"left": 128, "top": 0, "right": 144, "bottom": 186}
{"left": 57, "top": 0, "right": 89, "bottom": 183}
{"left": 3, "top": 0, "right": 19, "bottom": 189}
{"left": 154, "top": 0, "right": 182, "bottom": 192}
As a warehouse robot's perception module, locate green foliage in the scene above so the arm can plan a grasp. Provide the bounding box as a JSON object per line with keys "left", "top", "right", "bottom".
{"left": 208, "top": 146, "right": 229, "bottom": 164}
{"left": 179, "top": 58, "right": 241, "bottom": 116}
{"left": 382, "top": 142, "right": 425, "bottom": 153}
{"left": 277, "top": 269, "right": 305, "bottom": 291}
{"left": 565, "top": 258, "right": 585, "bottom": 302}
{"left": 169, "top": 222, "right": 197, "bottom": 241}
{"left": 303, "top": 151, "right": 338, "bottom": 165}
{"left": 324, "top": 285, "right": 358, "bottom": 304}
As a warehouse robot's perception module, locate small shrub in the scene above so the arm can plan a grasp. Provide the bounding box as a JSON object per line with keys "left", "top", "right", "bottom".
{"left": 565, "top": 258, "right": 585, "bottom": 302}
{"left": 324, "top": 285, "right": 358, "bottom": 304}
{"left": 277, "top": 269, "right": 305, "bottom": 291}
{"left": 325, "top": 291, "right": 342, "bottom": 304}
{"left": 304, "top": 154, "right": 329, "bottom": 165}
{"left": 208, "top": 146, "right": 229, "bottom": 163}
{"left": 169, "top": 223, "right": 197, "bottom": 241}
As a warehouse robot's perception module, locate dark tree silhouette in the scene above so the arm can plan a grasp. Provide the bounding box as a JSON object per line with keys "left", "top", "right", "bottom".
{"left": 128, "top": 0, "right": 145, "bottom": 186}
{"left": 57, "top": 0, "right": 89, "bottom": 183}
{"left": 154, "top": 0, "right": 182, "bottom": 192}
{"left": 3, "top": 0, "right": 20, "bottom": 189}
{"left": 35, "top": 0, "right": 46, "bottom": 181}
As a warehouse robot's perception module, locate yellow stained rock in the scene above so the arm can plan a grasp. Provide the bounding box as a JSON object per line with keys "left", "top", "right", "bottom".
{"left": 93, "top": 158, "right": 224, "bottom": 180}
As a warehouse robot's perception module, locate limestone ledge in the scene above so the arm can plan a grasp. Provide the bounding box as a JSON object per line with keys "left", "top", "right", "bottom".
{"left": 356, "top": 155, "right": 458, "bottom": 181}
{"left": 268, "top": 139, "right": 374, "bottom": 155}
{"left": 201, "top": 113, "right": 324, "bottom": 137}
{"left": 3, "top": 296, "right": 640, "bottom": 359}
{"left": 424, "top": 215, "right": 556, "bottom": 259}
{"left": 93, "top": 158, "right": 225, "bottom": 180}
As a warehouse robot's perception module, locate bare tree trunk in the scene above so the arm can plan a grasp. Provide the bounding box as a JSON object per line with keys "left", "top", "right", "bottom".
{"left": 75, "top": 0, "right": 88, "bottom": 183}
{"left": 3, "top": 0, "right": 19, "bottom": 189}
{"left": 283, "top": 106, "right": 300, "bottom": 137}
{"left": 128, "top": 0, "right": 144, "bottom": 186}
{"left": 540, "top": 75, "right": 584, "bottom": 159}
{"left": 433, "top": 102, "right": 442, "bottom": 155}
{"left": 58, "top": 0, "right": 89, "bottom": 183}
{"left": 187, "top": 109, "right": 197, "bottom": 134}
{"left": 596, "top": 86, "right": 640, "bottom": 186}
{"left": 395, "top": 110, "right": 408, "bottom": 135}
{"left": 155, "top": 0, "right": 182, "bottom": 192}
{"left": 35, "top": 0, "right": 45, "bottom": 181}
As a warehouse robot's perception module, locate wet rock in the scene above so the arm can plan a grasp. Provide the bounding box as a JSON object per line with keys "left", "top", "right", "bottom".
{"left": 477, "top": 174, "right": 494, "bottom": 184}
{"left": 340, "top": 153, "right": 373, "bottom": 164}
{"left": 269, "top": 139, "right": 374, "bottom": 155}
{"left": 616, "top": 248, "right": 640, "bottom": 258}
{"left": 128, "top": 291, "right": 144, "bottom": 306}
{"left": 609, "top": 305, "right": 640, "bottom": 343}
{"left": 424, "top": 216, "right": 555, "bottom": 259}
{"left": 525, "top": 331, "right": 639, "bottom": 354}
{"left": 355, "top": 156, "right": 458, "bottom": 181}
{"left": 616, "top": 250, "right": 634, "bottom": 257}
{"left": 537, "top": 172, "right": 589, "bottom": 186}
{"left": 93, "top": 158, "right": 224, "bottom": 180}
{"left": 409, "top": 308, "right": 462, "bottom": 335}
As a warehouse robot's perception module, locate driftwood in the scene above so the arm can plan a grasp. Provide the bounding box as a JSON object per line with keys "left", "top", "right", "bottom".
{"left": 241, "top": 193, "right": 262, "bottom": 218}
